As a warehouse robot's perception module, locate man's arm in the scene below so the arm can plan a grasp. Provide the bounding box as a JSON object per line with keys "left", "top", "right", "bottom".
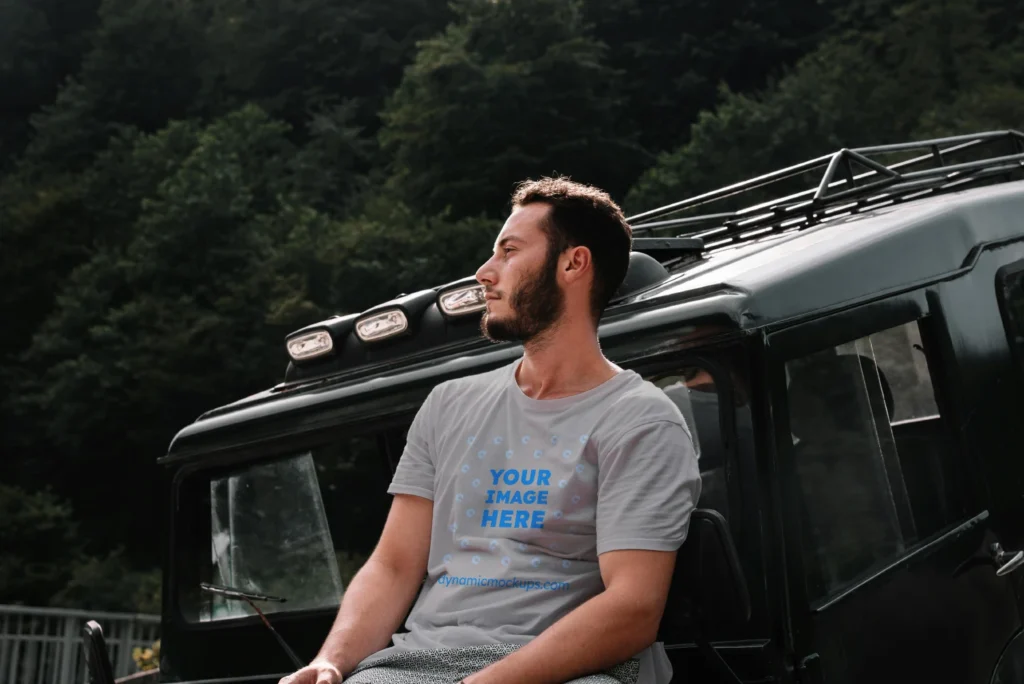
{"left": 280, "top": 493, "right": 432, "bottom": 683}
{"left": 463, "top": 548, "right": 676, "bottom": 684}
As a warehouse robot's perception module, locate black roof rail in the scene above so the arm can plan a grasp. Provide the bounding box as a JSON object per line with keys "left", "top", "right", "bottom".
{"left": 627, "top": 130, "right": 1024, "bottom": 250}
{"left": 632, "top": 236, "right": 704, "bottom": 263}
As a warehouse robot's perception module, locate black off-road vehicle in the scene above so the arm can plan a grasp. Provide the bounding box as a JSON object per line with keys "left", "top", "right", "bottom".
{"left": 85, "top": 131, "right": 1024, "bottom": 684}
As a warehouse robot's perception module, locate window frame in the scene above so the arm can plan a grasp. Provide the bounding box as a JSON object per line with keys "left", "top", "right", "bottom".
{"left": 624, "top": 347, "right": 770, "bottom": 645}
{"left": 995, "top": 258, "right": 1024, "bottom": 377}
{"left": 631, "top": 354, "right": 745, "bottom": 538}
{"left": 766, "top": 290, "right": 979, "bottom": 612}
{"left": 168, "top": 414, "right": 411, "bottom": 631}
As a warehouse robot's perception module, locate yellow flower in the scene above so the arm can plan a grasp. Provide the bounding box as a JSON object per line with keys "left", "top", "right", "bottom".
{"left": 132, "top": 640, "right": 161, "bottom": 671}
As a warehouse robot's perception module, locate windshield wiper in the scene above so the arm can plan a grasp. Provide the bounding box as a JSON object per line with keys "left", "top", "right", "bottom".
{"left": 200, "top": 583, "right": 289, "bottom": 604}
{"left": 200, "top": 582, "right": 304, "bottom": 669}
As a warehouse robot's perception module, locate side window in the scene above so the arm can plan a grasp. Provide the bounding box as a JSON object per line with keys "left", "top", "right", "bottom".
{"left": 997, "top": 259, "right": 1024, "bottom": 377}
{"left": 785, "top": 320, "right": 964, "bottom": 601}
{"left": 179, "top": 432, "right": 395, "bottom": 622}
{"left": 649, "top": 366, "right": 733, "bottom": 525}
{"left": 834, "top": 321, "right": 938, "bottom": 423}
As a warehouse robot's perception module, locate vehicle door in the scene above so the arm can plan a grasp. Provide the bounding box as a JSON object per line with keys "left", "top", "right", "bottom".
{"left": 765, "top": 290, "right": 1021, "bottom": 684}
{"left": 942, "top": 248, "right": 1024, "bottom": 604}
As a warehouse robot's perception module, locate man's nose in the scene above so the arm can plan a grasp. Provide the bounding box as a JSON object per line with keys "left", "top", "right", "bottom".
{"left": 476, "top": 255, "right": 497, "bottom": 286}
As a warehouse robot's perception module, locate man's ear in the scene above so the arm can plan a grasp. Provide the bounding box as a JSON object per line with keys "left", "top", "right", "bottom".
{"left": 562, "top": 245, "right": 592, "bottom": 283}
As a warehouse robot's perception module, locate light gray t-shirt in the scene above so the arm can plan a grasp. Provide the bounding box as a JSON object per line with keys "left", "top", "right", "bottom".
{"left": 360, "top": 359, "right": 701, "bottom": 683}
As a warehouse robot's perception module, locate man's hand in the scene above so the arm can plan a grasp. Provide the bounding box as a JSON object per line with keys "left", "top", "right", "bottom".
{"left": 278, "top": 658, "right": 343, "bottom": 684}
{"left": 290, "top": 494, "right": 433, "bottom": 677}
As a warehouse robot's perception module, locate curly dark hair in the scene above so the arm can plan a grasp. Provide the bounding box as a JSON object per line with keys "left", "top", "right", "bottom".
{"left": 511, "top": 176, "right": 632, "bottom": 321}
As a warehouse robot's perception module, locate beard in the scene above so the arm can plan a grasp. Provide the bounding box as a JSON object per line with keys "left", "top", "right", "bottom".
{"left": 481, "top": 247, "right": 564, "bottom": 344}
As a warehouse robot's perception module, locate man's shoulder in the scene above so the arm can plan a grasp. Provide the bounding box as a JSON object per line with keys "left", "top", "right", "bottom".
{"left": 604, "top": 372, "right": 688, "bottom": 433}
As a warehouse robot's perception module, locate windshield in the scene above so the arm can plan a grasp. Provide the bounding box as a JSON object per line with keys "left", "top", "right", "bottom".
{"left": 205, "top": 452, "right": 343, "bottom": 620}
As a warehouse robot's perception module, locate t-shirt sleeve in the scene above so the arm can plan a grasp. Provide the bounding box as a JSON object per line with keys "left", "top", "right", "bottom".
{"left": 387, "top": 386, "right": 440, "bottom": 501}
{"left": 596, "top": 419, "right": 702, "bottom": 555}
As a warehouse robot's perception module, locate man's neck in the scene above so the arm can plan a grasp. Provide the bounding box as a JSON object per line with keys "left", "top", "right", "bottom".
{"left": 515, "top": 320, "right": 619, "bottom": 400}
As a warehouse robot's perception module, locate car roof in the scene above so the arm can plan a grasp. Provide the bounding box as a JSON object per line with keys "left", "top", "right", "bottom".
{"left": 643, "top": 178, "right": 1024, "bottom": 326}
{"left": 163, "top": 133, "right": 1024, "bottom": 462}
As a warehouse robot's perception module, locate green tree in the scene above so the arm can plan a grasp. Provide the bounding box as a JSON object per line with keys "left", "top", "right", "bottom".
{"left": 625, "top": 0, "right": 1023, "bottom": 215}
{"left": 25, "top": 0, "right": 207, "bottom": 170}
{"left": 13, "top": 106, "right": 327, "bottom": 555}
{"left": 0, "top": 1, "right": 60, "bottom": 167}
{"left": 0, "top": 0, "right": 101, "bottom": 166}
{"left": 317, "top": 194, "right": 497, "bottom": 312}
{"left": 0, "top": 482, "right": 160, "bottom": 611}
{"left": 583, "top": 0, "right": 831, "bottom": 155}
{"left": 380, "top": 0, "right": 647, "bottom": 218}
{"left": 0, "top": 485, "right": 79, "bottom": 606}
{"left": 917, "top": 84, "right": 1024, "bottom": 137}
{"left": 51, "top": 551, "right": 162, "bottom": 613}
{"left": 0, "top": 121, "right": 205, "bottom": 391}
{"left": 200, "top": 0, "right": 452, "bottom": 139}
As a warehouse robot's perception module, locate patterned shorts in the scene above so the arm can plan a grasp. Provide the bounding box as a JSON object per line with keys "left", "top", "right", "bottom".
{"left": 345, "top": 644, "right": 640, "bottom": 684}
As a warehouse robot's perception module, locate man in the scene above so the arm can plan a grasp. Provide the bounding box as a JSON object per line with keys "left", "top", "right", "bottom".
{"left": 280, "top": 178, "right": 701, "bottom": 684}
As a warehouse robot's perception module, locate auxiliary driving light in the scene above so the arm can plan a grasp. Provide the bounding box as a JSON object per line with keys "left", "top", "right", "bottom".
{"left": 438, "top": 284, "right": 486, "bottom": 316}
{"left": 355, "top": 309, "right": 409, "bottom": 342}
{"left": 286, "top": 330, "right": 333, "bottom": 361}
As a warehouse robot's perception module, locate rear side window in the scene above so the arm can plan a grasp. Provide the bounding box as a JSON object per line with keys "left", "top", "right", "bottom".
{"left": 997, "top": 259, "right": 1024, "bottom": 377}
{"left": 785, "top": 320, "right": 967, "bottom": 601}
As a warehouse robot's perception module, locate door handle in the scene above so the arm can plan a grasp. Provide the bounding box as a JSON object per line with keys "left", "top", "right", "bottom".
{"left": 990, "top": 543, "right": 1024, "bottom": 577}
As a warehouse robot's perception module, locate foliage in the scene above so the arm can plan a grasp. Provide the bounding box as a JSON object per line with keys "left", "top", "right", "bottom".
{"left": 0, "top": 484, "right": 159, "bottom": 613}
{"left": 24, "top": 0, "right": 207, "bottom": 170}
{"left": 0, "top": 485, "right": 80, "bottom": 605}
{"left": 199, "top": 0, "right": 453, "bottom": 138}
{"left": 51, "top": 551, "right": 163, "bottom": 614}
{"left": 584, "top": 0, "right": 831, "bottom": 154}
{"left": 0, "top": 0, "right": 101, "bottom": 166}
{"left": 13, "top": 106, "right": 346, "bottom": 552}
{"left": 0, "top": 121, "right": 204, "bottom": 370}
{"left": 625, "top": 0, "right": 1024, "bottom": 214}
{"left": 380, "top": 0, "right": 647, "bottom": 218}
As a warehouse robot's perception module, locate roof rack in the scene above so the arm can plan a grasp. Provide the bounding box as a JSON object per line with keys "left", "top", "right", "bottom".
{"left": 626, "top": 130, "right": 1024, "bottom": 250}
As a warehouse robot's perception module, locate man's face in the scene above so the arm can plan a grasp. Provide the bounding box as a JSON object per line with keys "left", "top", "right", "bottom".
{"left": 475, "top": 203, "right": 564, "bottom": 343}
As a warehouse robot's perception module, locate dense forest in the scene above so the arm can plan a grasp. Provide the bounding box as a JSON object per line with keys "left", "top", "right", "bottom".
{"left": 1, "top": 0, "right": 1021, "bottom": 613}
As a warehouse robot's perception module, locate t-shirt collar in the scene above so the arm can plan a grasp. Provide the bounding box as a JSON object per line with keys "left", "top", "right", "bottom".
{"left": 507, "top": 358, "right": 633, "bottom": 412}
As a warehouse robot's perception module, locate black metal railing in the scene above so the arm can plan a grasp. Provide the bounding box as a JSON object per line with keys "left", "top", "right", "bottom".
{"left": 627, "top": 130, "right": 1024, "bottom": 251}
